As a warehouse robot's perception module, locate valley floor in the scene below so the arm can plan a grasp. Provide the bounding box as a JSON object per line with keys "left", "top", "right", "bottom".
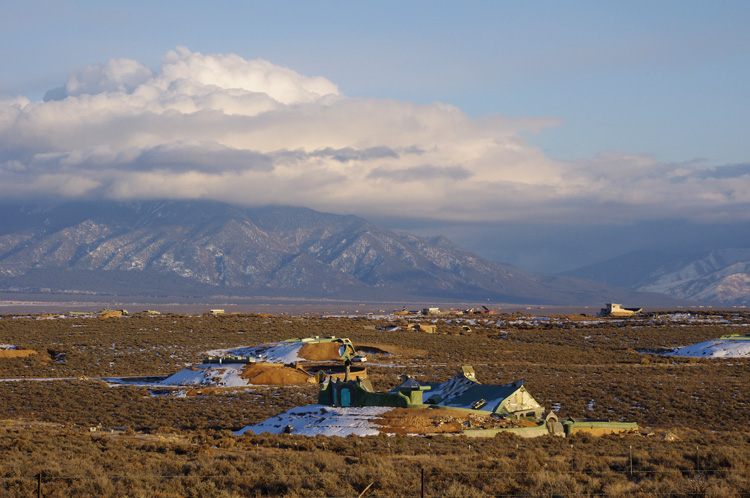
{"left": 0, "top": 310, "right": 748, "bottom": 496}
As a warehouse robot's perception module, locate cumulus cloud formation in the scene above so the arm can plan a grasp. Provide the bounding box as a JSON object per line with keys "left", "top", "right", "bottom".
{"left": 1, "top": 47, "right": 748, "bottom": 223}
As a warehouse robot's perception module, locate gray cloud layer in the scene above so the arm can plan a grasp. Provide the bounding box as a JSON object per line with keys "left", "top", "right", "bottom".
{"left": 1, "top": 47, "right": 748, "bottom": 224}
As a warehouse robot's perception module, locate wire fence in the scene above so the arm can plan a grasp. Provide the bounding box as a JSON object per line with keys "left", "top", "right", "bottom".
{"left": 4, "top": 465, "right": 749, "bottom": 498}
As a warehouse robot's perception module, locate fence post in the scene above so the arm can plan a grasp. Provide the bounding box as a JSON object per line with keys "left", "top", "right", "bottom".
{"left": 38, "top": 471, "right": 42, "bottom": 498}
{"left": 421, "top": 467, "right": 425, "bottom": 498}
{"left": 629, "top": 445, "right": 632, "bottom": 477}
{"left": 696, "top": 446, "right": 700, "bottom": 472}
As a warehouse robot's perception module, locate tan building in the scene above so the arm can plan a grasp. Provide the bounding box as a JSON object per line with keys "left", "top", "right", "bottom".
{"left": 408, "top": 323, "right": 437, "bottom": 333}
{"left": 600, "top": 303, "right": 642, "bottom": 317}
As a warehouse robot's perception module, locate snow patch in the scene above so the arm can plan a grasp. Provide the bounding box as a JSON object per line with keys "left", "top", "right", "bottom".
{"left": 668, "top": 340, "right": 750, "bottom": 358}
{"left": 159, "top": 364, "right": 252, "bottom": 387}
{"left": 235, "top": 404, "right": 393, "bottom": 437}
{"left": 205, "top": 342, "right": 305, "bottom": 364}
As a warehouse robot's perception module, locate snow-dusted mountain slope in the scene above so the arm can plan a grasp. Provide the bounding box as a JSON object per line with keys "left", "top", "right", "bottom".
{"left": 562, "top": 248, "right": 750, "bottom": 305}
{"left": 0, "top": 200, "right": 668, "bottom": 305}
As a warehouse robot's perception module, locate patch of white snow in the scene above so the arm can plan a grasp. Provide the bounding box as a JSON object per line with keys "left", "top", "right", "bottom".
{"left": 235, "top": 404, "right": 393, "bottom": 437}
{"left": 669, "top": 340, "right": 750, "bottom": 358}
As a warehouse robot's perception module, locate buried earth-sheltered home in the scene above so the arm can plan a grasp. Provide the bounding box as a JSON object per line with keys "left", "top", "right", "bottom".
{"left": 319, "top": 366, "right": 543, "bottom": 418}
{"left": 152, "top": 336, "right": 366, "bottom": 388}
{"left": 240, "top": 366, "right": 639, "bottom": 438}
{"left": 312, "top": 366, "right": 639, "bottom": 437}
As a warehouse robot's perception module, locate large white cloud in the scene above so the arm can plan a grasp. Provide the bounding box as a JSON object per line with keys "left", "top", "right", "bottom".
{"left": 1, "top": 47, "right": 748, "bottom": 223}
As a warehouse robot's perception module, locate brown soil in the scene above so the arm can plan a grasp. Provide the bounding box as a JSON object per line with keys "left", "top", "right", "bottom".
{"left": 99, "top": 311, "right": 124, "bottom": 319}
{"left": 0, "top": 349, "right": 37, "bottom": 359}
{"left": 239, "top": 363, "right": 313, "bottom": 385}
{"left": 297, "top": 342, "right": 344, "bottom": 361}
{"left": 374, "top": 408, "right": 538, "bottom": 435}
{"left": 358, "top": 343, "right": 426, "bottom": 358}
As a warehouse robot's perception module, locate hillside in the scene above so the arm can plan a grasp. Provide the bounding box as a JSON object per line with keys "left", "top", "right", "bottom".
{"left": 561, "top": 249, "right": 750, "bottom": 305}
{"left": 0, "top": 200, "right": 674, "bottom": 305}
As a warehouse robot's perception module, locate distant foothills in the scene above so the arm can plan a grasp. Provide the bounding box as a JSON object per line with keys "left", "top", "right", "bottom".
{"left": 0, "top": 200, "right": 742, "bottom": 306}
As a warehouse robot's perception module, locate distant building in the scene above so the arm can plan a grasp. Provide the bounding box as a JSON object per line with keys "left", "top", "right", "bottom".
{"left": 599, "top": 303, "right": 642, "bottom": 317}
{"left": 408, "top": 323, "right": 437, "bottom": 333}
{"left": 466, "top": 305, "right": 492, "bottom": 315}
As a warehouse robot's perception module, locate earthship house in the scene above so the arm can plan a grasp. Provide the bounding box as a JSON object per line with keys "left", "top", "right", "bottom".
{"left": 408, "top": 323, "right": 437, "bottom": 333}
{"left": 319, "top": 365, "right": 544, "bottom": 419}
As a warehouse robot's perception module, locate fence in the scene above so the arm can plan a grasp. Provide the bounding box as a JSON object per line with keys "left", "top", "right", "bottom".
{"left": 5, "top": 464, "right": 750, "bottom": 498}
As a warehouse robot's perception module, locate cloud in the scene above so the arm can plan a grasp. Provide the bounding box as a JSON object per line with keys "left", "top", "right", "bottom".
{"left": 367, "top": 164, "right": 471, "bottom": 182}
{"left": 0, "top": 47, "right": 748, "bottom": 224}
{"left": 57, "top": 58, "right": 154, "bottom": 98}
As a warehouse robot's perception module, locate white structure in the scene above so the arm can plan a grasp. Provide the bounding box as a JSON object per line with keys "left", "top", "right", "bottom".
{"left": 600, "top": 303, "right": 642, "bottom": 317}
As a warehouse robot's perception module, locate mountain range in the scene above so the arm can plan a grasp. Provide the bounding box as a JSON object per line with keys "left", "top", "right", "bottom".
{"left": 560, "top": 248, "right": 750, "bottom": 306}
{"left": 0, "top": 200, "right": 678, "bottom": 307}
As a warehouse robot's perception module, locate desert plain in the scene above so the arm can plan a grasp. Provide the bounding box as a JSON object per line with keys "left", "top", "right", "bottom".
{"left": 1, "top": 308, "right": 749, "bottom": 497}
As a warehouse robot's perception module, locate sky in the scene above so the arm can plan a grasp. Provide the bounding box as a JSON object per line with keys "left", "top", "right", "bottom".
{"left": 1, "top": 1, "right": 749, "bottom": 272}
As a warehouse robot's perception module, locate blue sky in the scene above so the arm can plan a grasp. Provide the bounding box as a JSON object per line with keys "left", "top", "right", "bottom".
{"left": 3, "top": 1, "right": 748, "bottom": 164}
{"left": 1, "top": 1, "right": 749, "bottom": 271}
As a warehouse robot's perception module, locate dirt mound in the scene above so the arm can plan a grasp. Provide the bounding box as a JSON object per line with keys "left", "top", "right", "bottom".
{"left": 0, "top": 349, "right": 37, "bottom": 359}
{"left": 297, "top": 342, "right": 344, "bottom": 361}
{"left": 239, "top": 363, "right": 313, "bottom": 385}
{"left": 358, "top": 343, "right": 426, "bottom": 358}
{"left": 375, "top": 408, "right": 538, "bottom": 435}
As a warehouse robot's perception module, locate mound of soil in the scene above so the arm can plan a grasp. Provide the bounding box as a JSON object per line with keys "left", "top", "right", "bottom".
{"left": 239, "top": 363, "right": 313, "bottom": 385}
{"left": 375, "top": 408, "right": 538, "bottom": 435}
{"left": 297, "top": 342, "right": 344, "bottom": 361}
{"left": 358, "top": 343, "right": 426, "bottom": 358}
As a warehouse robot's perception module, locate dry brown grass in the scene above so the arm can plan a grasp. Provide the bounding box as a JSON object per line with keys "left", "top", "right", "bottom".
{"left": 0, "top": 310, "right": 749, "bottom": 496}
{"left": 2, "top": 424, "right": 748, "bottom": 497}
{"left": 0, "top": 349, "right": 37, "bottom": 358}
